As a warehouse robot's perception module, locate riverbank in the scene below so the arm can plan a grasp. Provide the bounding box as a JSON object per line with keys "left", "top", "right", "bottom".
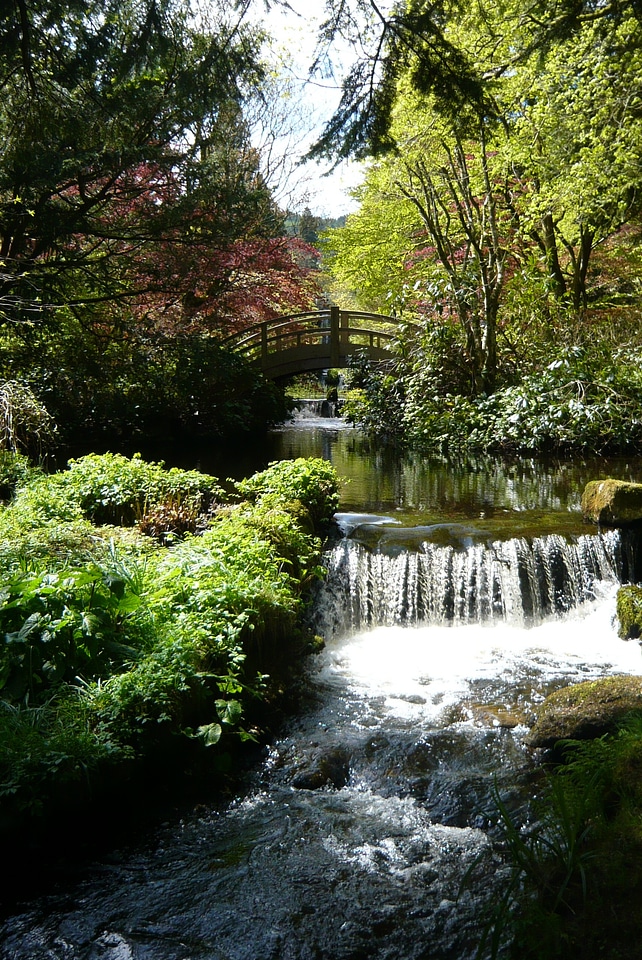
{"left": 341, "top": 341, "right": 642, "bottom": 457}
{"left": 0, "top": 452, "right": 340, "bottom": 893}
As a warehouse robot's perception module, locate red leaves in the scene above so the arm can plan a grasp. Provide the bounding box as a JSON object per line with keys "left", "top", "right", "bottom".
{"left": 62, "top": 159, "right": 322, "bottom": 337}
{"left": 132, "top": 234, "right": 321, "bottom": 336}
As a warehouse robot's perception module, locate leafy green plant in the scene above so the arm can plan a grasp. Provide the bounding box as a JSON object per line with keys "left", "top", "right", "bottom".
{"left": 349, "top": 340, "right": 642, "bottom": 456}
{"left": 0, "top": 451, "right": 37, "bottom": 500}
{"left": 0, "top": 692, "right": 128, "bottom": 815}
{"left": 11, "top": 452, "right": 225, "bottom": 527}
{"left": 465, "top": 346, "right": 642, "bottom": 454}
{"left": 0, "top": 452, "right": 338, "bottom": 832}
{"left": 62, "top": 453, "right": 225, "bottom": 525}
{"left": 0, "top": 550, "right": 150, "bottom": 703}
{"left": 477, "top": 718, "right": 642, "bottom": 959}
{"left": 236, "top": 457, "right": 340, "bottom": 527}
{"left": 0, "top": 514, "right": 152, "bottom": 573}
{"left": 472, "top": 772, "right": 600, "bottom": 960}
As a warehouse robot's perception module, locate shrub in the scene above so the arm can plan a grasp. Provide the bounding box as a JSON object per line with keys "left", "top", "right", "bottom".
{"left": 467, "top": 346, "right": 642, "bottom": 455}
{"left": 89, "top": 514, "right": 306, "bottom": 745}
{"left": 12, "top": 452, "right": 226, "bottom": 527}
{"left": 403, "top": 391, "right": 483, "bottom": 452}
{"left": 63, "top": 452, "right": 226, "bottom": 524}
{"left": 136, "top": 497, "right": 202, "bottom": 544}
{"left": 0, "top": 451, "right": 37, "bottom": 500}
{"left": 341, "top": 337, "right": 642, "bottom": 456}
{"left": 236, "top": 457, "right": 340, "bottom": 527}
{"left": 498, "top": 718, "right": 642, "bottom": 959}
{"left": 342, "top": 351, "right": 407, "bottom": 444}
{"left": 4, "top": 323, "right": 293, "bottom": 449}
{"left": 0, "top": 453, "right": 339, "bottom": 823}
{"left": 0, "top": 380, "right": 56, "bottom": 457}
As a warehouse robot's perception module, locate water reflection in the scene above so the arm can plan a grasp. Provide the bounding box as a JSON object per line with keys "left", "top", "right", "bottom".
{"left": 249, "top": 417, "right": 642, "bottom": 536}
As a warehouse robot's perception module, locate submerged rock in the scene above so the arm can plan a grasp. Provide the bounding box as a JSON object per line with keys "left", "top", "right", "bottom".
{"left": 466, "top": 702, "right": 524, "bottom": 729}
{"left": 581, "top": 479, "right": 642, "bottom": 526}
{"left": 291, "top": 747, "right": 351, "bottom": 790}
{"left": 526, "top": 676, "right": 642, "bottom": 749}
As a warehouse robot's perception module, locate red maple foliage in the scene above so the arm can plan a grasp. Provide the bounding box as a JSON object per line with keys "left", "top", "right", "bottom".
{"left": 58, "top": 161, "right": 322, "bottom": 340}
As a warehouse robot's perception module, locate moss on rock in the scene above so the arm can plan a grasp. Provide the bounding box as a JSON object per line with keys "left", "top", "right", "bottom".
{"left": 616, "top": 585, "right": 642, "bottom": 640}
{"left": 526, "top": 675, "right": 642, "bottom": 749}
{"left": 581, "top": 479, "right": 642, "bottom": 526}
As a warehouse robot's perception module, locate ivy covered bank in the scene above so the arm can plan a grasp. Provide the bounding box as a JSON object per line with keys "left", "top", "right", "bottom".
{"left": 0, "top": 452, "right": 339, "bottom": 857}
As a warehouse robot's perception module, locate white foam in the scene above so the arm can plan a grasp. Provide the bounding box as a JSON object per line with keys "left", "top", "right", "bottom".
{"left": 320, "top": 583, "right": 642, "bottom": 721}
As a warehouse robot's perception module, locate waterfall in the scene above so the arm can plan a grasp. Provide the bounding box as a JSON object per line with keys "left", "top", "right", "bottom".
{"left": 293, "top": 398, "right": 342, "bottom": 418}
{"left": 315, "top": 527, "right": 634, "bottom": 635}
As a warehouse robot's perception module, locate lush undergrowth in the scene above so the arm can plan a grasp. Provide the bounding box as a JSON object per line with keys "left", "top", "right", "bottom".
{"left": 344, "top": 341, "right": 642, "bottom": 456}
{"left": 0, "top": 451, "right": 339, "bottom": 847}
{"left": 481, "top": 716, "right": 642, "bottom": 960}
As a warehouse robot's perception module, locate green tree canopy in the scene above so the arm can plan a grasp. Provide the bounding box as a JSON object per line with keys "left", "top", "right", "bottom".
{"left": 324, "top": 0, "right": 642, "bottom": 391}
{"left": 504, "top": 11, "right": 642, "bottom": 311}
{"left": 0, "top": 0, "right": 269, "bottom": 325}
{"left": 302, "top": 0, "right": 642, "bottom": 162}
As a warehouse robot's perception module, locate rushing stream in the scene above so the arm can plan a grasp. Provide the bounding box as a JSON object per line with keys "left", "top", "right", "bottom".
{"left": 3, "top": 413, "right": 642, "bottom": 959}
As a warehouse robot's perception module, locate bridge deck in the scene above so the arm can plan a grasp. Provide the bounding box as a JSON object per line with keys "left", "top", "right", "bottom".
{"left": 223, "top": 307, "right": 411, "bottom": 378}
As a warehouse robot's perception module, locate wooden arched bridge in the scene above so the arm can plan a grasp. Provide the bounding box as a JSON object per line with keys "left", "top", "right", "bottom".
{"left": 223, "top": 306, "right": 412, "bottom": 379}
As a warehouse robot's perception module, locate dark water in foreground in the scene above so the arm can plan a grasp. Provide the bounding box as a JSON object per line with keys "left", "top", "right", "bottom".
{"left": 3, "top": 415, "right": 642, "bottom": 959}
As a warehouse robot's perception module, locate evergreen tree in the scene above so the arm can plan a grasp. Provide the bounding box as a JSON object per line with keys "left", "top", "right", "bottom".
{"left": 298, "top": 207, "right": 320, "bottom": 244}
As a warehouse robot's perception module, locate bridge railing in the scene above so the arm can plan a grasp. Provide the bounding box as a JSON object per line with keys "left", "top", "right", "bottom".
{"left": 222, "top": 307, "right": 408, "bottom": 369}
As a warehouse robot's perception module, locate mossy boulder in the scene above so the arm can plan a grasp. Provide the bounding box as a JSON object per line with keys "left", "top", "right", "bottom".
{"left": 526, "top": 676, "right": 642, "bottom": 749}
{"left": 616, "top": 585, "right": 642, "bottom": 640}
{"left": 581, "top": 479, "right": 642, "bottom": 526}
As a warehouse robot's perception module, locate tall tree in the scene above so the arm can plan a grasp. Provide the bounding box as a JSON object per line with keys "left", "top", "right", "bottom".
{"left": 0, "top": 0, "right": 268, "bottom": 326}
{"left": 325, "top": 0, "right": 642, "bottom": 384}
{"left": 302, "top": 0, "right": 642, "bottom": 163}
{"left": 321, "top": 171, "right": 419, "bottom": 313}
{"left": 395, "top": 121, "right": 510, "bottom": 392}
{"left": 306, "top": 0, "right": 489, "bottom": 162}
{"left": 504, "top": 11, "right": 642, "bottom": 312}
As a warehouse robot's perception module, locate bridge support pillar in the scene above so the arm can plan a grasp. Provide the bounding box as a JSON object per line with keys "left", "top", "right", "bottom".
{"left": 330, "top": 306, "right": 340, "bottom": 367}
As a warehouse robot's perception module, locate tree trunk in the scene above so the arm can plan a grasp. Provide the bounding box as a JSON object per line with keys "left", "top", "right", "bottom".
{"left": 539, "top": 213, "right": 567, "bottom": 299}
{"left": 570, "top": 227, "right": 594, "bottom": 313}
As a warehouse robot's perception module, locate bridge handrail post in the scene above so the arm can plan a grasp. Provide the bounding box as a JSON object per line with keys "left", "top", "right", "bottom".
{"left": 330, "top": 305, "right": 340, "bottom": 367}
{"left": 339, "top": 309, "right": 349, "bottom": 344}
{"left": 261, "top": 321, "right": 268, "bottom": 362}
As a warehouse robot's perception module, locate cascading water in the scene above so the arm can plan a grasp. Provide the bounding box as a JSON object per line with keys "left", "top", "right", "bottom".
{"left": 3, "top": 427, "right": 642, "bottom": 960}
{"left": 315, "top": 520, "right": 635, "bottom": 633}
{"left": 294, "top": 398, "right": 342, "bottom": 419}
